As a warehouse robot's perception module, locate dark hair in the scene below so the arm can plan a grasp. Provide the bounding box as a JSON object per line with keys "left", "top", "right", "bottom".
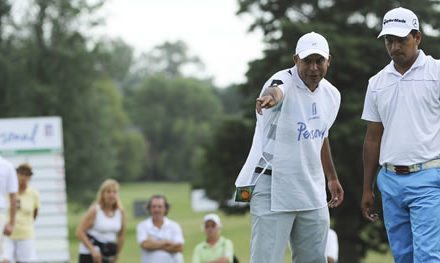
{"left": 16, "top": 163, "right": 33, "bottom": 176}
{"left": 146, "top": 195, "right": 170, "bottom": 215}
{"left": 410, "top": 29, "right": 419, "bottom": 37}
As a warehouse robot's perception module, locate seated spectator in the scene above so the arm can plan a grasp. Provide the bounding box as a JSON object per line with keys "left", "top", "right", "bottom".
{"left": 192, "top": 213, "right": 234, "bottom": 263}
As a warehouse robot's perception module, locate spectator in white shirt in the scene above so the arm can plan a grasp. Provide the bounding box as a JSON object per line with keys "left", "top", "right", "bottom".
{"left": 137, "top": 195, "right": 184, "bottom": 263}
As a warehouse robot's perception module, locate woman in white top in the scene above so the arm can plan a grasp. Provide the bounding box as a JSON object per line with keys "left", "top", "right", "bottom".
{"left": 76, "top": 179, "right": 126, "bottom": 263}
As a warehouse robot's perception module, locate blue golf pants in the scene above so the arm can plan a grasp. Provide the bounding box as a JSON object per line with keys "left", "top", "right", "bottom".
{"left": 377, "top": 167, "right": 440, "bottom": 263}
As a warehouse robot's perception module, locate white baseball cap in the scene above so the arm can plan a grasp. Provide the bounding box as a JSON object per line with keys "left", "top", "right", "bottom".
{"left": 204, "top": 213, "right": 221, "bottom": 227}
{"left": 378, "top": 7, "right": 419, "bottom": 38}
{"left": 295, "top": 32, "right": 329, "bottom": 59}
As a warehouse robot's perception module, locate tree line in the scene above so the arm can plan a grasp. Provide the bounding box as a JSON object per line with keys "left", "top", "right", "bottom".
{"left": 0, "top": 0, "right": 230, "bottom": 203}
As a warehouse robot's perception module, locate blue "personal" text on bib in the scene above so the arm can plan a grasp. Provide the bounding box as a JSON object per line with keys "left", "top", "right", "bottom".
{"left": 297, "top": 122, "right": 326, "bottom": 141}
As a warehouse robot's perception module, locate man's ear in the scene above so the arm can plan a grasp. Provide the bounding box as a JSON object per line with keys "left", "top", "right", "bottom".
{"left": 327, "top": 55, "right": 332, "bottom": 66}
{"left": 293, "top": 55, "right": 299, "bottom": 65}
{"left": 415, "top": 31, "right": 422, "bottom": 46}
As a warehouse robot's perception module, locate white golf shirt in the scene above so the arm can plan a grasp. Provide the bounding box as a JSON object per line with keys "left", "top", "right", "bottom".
{"left": 362, "top": 50, "right": 440, "bottom": 165}
{"left": 136, "top": 217, "right": 184, "bottom": 263}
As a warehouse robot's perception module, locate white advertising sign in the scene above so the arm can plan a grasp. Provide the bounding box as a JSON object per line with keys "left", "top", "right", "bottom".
{"left": 0, "top": 117, "right": 63, "bottom": 151}
{"left": 0, "top": 116, "right": 69, "bottom": 262}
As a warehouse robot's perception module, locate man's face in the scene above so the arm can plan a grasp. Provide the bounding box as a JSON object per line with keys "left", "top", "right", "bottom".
{"left": 204, "top": 220, "right": 219, "bottom": 237}
{"left": 384, "top": 32, "right": 421, "bottom": 68}
{"left": 294, "top": 54, "right": 331, "bottom": 91}
{"left": 17, "top": 173, "right": 31, "bottom": 187}
{"left": 149, "top": 197, "right": 167, "bottom": 220}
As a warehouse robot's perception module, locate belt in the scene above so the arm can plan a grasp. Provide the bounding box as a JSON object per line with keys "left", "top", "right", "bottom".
{"left": 384, "top": 159, "right": 440, "bottom": 174}
{"left": 254, "top": 167, "right": 272, "bottom": 176}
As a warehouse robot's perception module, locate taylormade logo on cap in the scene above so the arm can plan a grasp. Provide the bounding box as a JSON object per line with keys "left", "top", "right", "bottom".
{"left": 378, "top": 7, "right": 419, "bottom": 38}
{"left": 384, "top": 18, "right": 406, "bottom": 25}
{"left": 295, "top": 32, "right": 329, "bottom": 59}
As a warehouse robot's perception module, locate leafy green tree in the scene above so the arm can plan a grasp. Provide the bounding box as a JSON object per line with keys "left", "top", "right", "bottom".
{"left": 0, "top": 0, "right": 11, "bottom": 41}
{"left": 91, "top": 79, "right": 147, "bottom": 183}
{"left": 94, "top": 38, "right": 135, "bottom": 87}
{"left": 196, "top": 116, "right": 254, "bottom": 204}
{"left": 127, "top": 75, "right": 223, "bottom": 181}
{"left": 194, "top": 84, "right": 248, "bottom": 200}
{"left": 214, "top": 84, "right": 245, "bottom": 116}
{"left": 93, "top": 38, "right": 149, "bottom": 182}
{"left": 0, "top": 0, "right": 146, "bottom": 202}
{"left": 142, "top": 40, "right": 205, "bottom": 77}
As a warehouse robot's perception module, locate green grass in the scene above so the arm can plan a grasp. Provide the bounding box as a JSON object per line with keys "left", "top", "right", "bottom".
{"left": 363, "top": 251, "right": 394, "bottom": 263}
{"left": 68, "top": 182, "right": 253, "bottom": 263}
{"left": 67, "top": 182, "right": 393, "bottom": 263}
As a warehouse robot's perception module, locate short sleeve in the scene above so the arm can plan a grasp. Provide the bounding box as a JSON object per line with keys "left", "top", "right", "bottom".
{"left": 268, "top": 78, "right": 286, "bottom": 97}
{"left": 136, "top": 222, "right": 148, "bottom": 244}
{"left": 262, "top": 73, "right": 287, "bottom": 99}
{"left": 191, "top": 244, "right": 202, "bottom": 263}
{"left": 172, "top": 223, "right": 184, "bottom": 244}
{"left": 224, "top": 238, "right": 234, "bottom": 263}
{"left": 361, "top": 83, "right": 381, "bottom": 122}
